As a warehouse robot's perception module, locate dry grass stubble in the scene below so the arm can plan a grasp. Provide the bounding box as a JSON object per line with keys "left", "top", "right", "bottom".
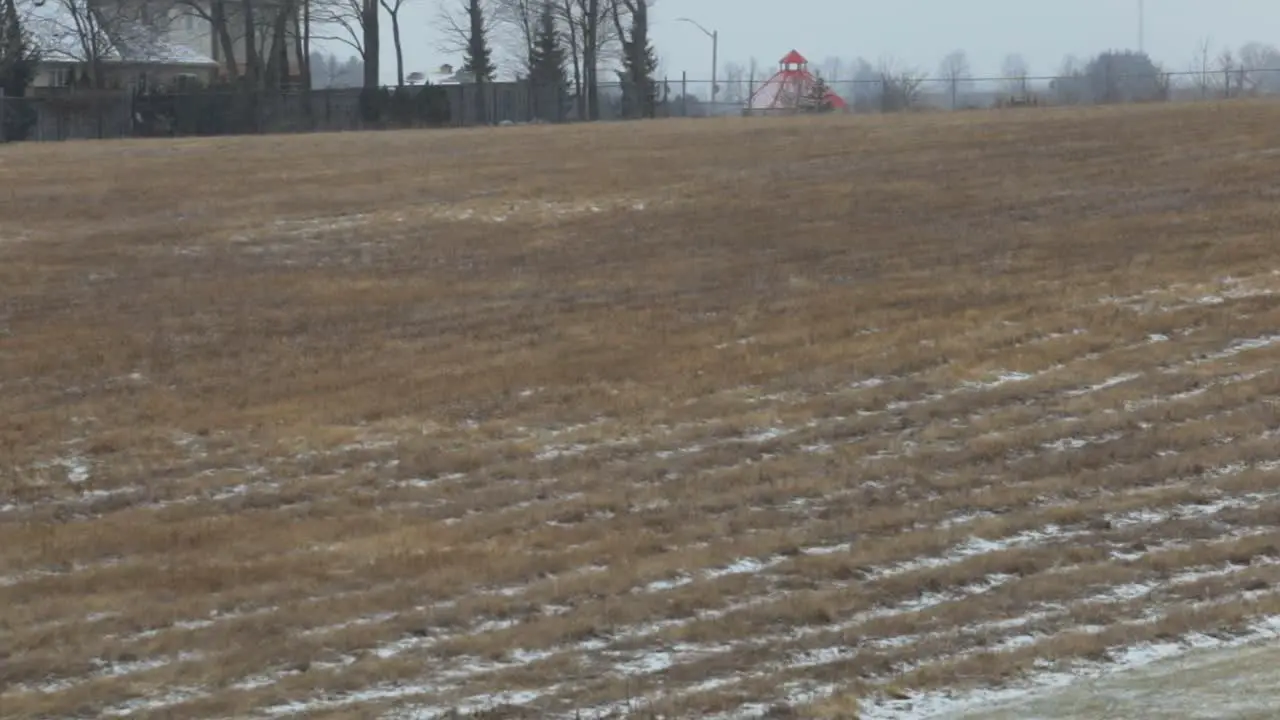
{"left": 3, "top": 101, "right": 1280, "bottom": 719}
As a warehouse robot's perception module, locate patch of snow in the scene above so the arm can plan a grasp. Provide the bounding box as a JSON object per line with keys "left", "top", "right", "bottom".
{"left": 859, "top": 614, "right": 1280, "bottom": 720}
{"left": 1065, "top": 372, "right": 1142, "bottom": 397}
{"left": 101, "top": 686, "right": 206, "bottom": 717}
{"left": 962, "top": 371, "right": 1035, "bottom": 391}
{"left": 1204, "top": 334, "right": 1280, "bottom": 361}
{"left": 705, "top": 555, "right": 787, "bottom": 579}
{"left": 1041, "top": 431, "right": 1124, "bottom": 451}
{"left": 737, "top": 427, "right": 790, "bottom": 444}
{"left": 641, "top": 575, "right": 693, "bottom": 593}
{"left": 803, "top": 542, "right": 851, "bottom": 556}
{"left": 57, "top": 455, "right": 90, "bottom": 484}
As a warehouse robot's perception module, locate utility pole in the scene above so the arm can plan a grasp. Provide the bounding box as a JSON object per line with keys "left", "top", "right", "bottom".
{"left": 676, "top": 17, "right": 718, "bottom": 109}
{"left": 1138, "top": 0, "right": 1145, "bottom": 53}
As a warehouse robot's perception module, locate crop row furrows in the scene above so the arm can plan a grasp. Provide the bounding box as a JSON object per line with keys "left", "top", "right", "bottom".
{"left": 5, "top": 484, "right": 1269, "bottom": 707}
{"left": 40, "top": 308, "right": 1208, "bottom": 519}
{"left": 52, "top": 479, "right": 1259, "bottom": 712}
{"left": 526, "top": 324, "right": 1272, "bottom": 477}
{"left": 7, "top": 415, "right": 1273, "bottom": 698}
{"left": 214, "top": 497, "right": 1280, "bottom": 718}
{"left": 2, "top": 306, "right": 1259, "bottom": 537}
{"left": 567, "top": 537, "right": 1280, "bottom": 716}
{"left": 695, "top": 587, "right": 1280, "bottom": 720}
{"left": 6, "top": 405, "right": 1275, "bottom": 703}
{"left": 340, "top": 532, "right": 1280, "bottom": 718}
{"left": 5, "top": 313, "right": 1274, "bottom": 712}
{"left": 354, "top": 343, "right": 1280, "bottom": 553}
{"left": 5, "top": 358, "right": 1239, "bottom": 604}
{"left": 479, "top": 324, "right": 1277, "bottom": 490}
{"left": 4, "top": 278, "right": 1264, "bottom": 493}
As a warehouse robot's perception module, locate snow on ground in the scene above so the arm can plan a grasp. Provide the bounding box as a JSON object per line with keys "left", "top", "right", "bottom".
{"left": 9, "top": 265, "right": 1280, "bottom": 718}
{"left": 865, "top": 616, "right": 1280, "bottom": 720}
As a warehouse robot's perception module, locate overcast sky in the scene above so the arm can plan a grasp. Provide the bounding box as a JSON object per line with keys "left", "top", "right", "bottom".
{"left": 318, "top": 0, "right": 1280, "bottom": 85}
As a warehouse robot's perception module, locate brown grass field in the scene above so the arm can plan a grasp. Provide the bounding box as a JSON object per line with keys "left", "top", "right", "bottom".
{"left": 3, "top": 100, "right": 1280, "bottom": 719}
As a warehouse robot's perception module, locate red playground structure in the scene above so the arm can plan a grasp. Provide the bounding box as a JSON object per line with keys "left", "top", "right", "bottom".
{"left": 744, "top": 50, "right": 848, "bottom": 115}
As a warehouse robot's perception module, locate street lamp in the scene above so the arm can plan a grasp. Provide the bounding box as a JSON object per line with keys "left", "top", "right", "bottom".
{"left": 1138, "top": 0, "right": 1145, "bottom": 52}
{"left": 676, "top": 17, "right": 718, "bottom": 108}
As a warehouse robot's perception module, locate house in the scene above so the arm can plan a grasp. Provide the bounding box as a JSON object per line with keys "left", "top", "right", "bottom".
{"left": 430, "top": 63, "right": 478, "bottom": 85}
{"left": 21, "top": 0, "right": 303, "bottom": 91}
{"left": 23, "top": 0, "right": 220, "bottom": 90}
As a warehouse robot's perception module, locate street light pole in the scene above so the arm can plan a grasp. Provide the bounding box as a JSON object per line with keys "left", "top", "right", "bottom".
{"left": 1138, "top": 0, "right": 1145, "bottom": 53}
{"left": 676, "top": 17, "right": 718, "bottom": 108}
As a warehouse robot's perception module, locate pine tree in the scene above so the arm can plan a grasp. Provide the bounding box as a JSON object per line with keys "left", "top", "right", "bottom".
{"left": 527, "top": 0, "right": 567, "bottom": 120}
{"left": 460, "top": 0, "right": 494, "bottom": 83}
{"left": 0, "top": 0, "right": 38, "bottom": 140}
{"left": 802, "top": 74, "right": 835, "bottom": 113}
{"left": 615, "top": 0, "right": 657, "bottom": 118}
{"left": 617, "top": 38, "right": 657, "bottom": 118}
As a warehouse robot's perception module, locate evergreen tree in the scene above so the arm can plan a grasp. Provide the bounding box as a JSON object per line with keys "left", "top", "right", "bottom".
{"left": 615, "top": 0, "right": 657, "bottom": 118}
{"left": 0, "top": 0, "right": 38, "bottom": 140}
{"left": 461, "top": 0, "right": 495, "bottom": 82}
{"left": 527, "top": 0, "right": 568, "bottom": 120}
{"left": 802, "top": 74, "right": 835, "bottom": 113}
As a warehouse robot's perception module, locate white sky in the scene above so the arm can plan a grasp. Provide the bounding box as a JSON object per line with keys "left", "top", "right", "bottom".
{"left": 317, "top": 0, "right": 1280, "bottom": 85}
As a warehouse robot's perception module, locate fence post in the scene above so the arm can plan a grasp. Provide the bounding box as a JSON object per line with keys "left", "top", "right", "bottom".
{"left": 0, "top": 89, "right": 6, "bottom": 143}
{"left": 681, "top": 71, "right": 687, "bottom": 116}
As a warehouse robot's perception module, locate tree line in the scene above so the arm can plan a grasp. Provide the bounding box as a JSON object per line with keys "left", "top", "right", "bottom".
{"left": 717, "top": 41, "right": 1280, "bottom": 112}
{"left": 0, "top": 0, "right": 659, "bottom": 124}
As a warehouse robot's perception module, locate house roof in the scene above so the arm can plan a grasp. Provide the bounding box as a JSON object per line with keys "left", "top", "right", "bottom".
{"left": 430, "top": 66, "right": 478, "bottom": 84}
{"left": 779, "top": 50, "right": 807, "bottom": 66}
{"left": 22, "top": 0, "right": 217, "bottom": 66}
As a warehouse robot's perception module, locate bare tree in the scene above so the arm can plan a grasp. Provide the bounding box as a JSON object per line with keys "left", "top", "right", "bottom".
{"left": 312, "top": 0, "right": 365, "bottom": 59}
{"left": 1238, "top": 42, "right": 1280, "bottom": 95}
{"left": 379, "top": 0, "right": 411, "bottom": 86}
{"left": 490, "top": 0, "right": 538, "bottom": 72}
{"left": 1217, "top": 47, "right": 1237, "bottom": 97}
{"left": 609, "top": 0, "right": 652, "bottom": 118}
{"left": 361, "top": 0, "right": 377, "bottom": 90}
{"left": 259, "top": 0, "right": 301, "bottom": 89}
{"left": 555, "top": 0, "right": 616, "bottom": 120}
{"left": 1187, "top": 36, "right": 1213, "bottom": 98}
{"left": 1051, "top": 54, "right": 1088, "bottom": 105}
{"left": 877, "top": 56, "right": 923, "bottom": 112}
{"left": 568, "top": 0, "right": 602, "bottom": 119}
{"left": 435, "top": 0, "right": 496, "bottom": 59}
{"left": 24, "top": 0, "right": 124, "bottom": 87}
{"left": 297, "top": 0, "right": 311, "bottom": 89}
{"left": 817, "top": 56, "right": 841, "bottom": 82}
{"left": 937, "top": 49, "right": 970, "bottom": 109}
{"left": 1001, "top": 52, "right": 1029, "bottom": 97}
{"left": 720, "top": 61, "right": 746, "bottom": 104}
{"left": 173, "top": 0, "right": 241, "bottom": 79}
{"left": 314, "top": 0, "right": 378, "bottom": 87}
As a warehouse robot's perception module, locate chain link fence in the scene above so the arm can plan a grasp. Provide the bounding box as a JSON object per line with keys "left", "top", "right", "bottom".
{"left": 687, "top": 67, "right": 1280, "bottom": 116}
{"left": 5, "top": 67, "right": 1280, "bottom": 142}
